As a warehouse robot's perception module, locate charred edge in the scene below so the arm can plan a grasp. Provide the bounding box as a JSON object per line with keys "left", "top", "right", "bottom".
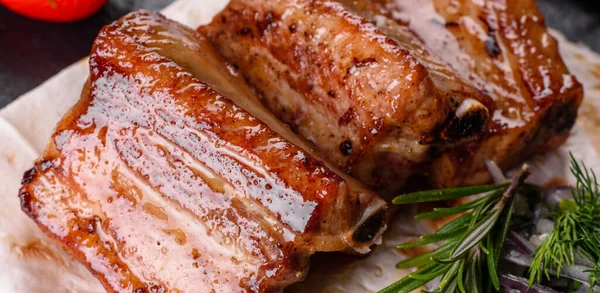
{"left": 150, "top": 286, "right": 166, "bottom": 293}
{"left": 443, "top": 110, "right": 488, "bottom": 142}
{"left": 479, "top": 15, "right": 500, "bottom": 58}
{"left": 340, "top": 140, "right": 353, "bottom": 156}
{"left": 546, "top": 98, "right": 579, "bottom": 134}
{"left": 19, "top": 190, "right": 34, "bottom": 219}
{"left": 352, "top": 210, "right": 386, "bottom": 243}
{"left": 239, "top": 28, "right": 252, "bottom": 36}
{"left": 256, "top": 11, "right": 279, "bottom": 36}
{"left": 352, "top": 58, "right": 377, "bottom": 68}
{"left": 87, "top": 218, "right": 98, "bottom": 234}
{"left": 21, "top": 167, "right": 36, "bottom": 185}
{"left": 289, "top": 23, "right": 297, "bottom": 33}
{"left": 485, "top": 35, "right": 501, "bottom": 58}
{"left": 449, "top": 96, "right": 459, "bottom": 108}
{"left": 345, "top": 58, "right": 377, "bottom": 79}
{"left": 338, "top": 108, "right": 355, "bottom": 126}
{"left": 133, "top": 286, "right": 165, "bottom": 293}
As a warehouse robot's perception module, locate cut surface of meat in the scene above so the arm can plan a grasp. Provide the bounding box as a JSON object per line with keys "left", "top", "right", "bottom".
{"left": 201, "top": 0, "right": 490, "bottom": 192}
{"left": 337, "top": 0, "right": 584, "bottom": 186}
{"left": 18, "top": 11, "right": 386, "bottom": 293}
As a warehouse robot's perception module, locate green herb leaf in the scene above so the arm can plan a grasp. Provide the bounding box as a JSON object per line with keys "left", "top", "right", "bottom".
{"left": 381, "top": 165, "right": 529, "bottom": 293}
{"left": 529, "top": 153, "right": 600, "bottom": 291}
{"left": 392, "top": 183, "right": 508, "bottom": 205}
{"left": 421, "top": 229, "right": 464, "bottom": 242}
{"left": 396, "top": 244, "right": 454, "bottom": 269}
{"left": 415, "top": 196, "right": 488, "bottom": 220}
{"left": 379, "top": 263, "right": 439, "bottom": 293}
{"left": 450, "top": 210, "right": 500, "bottom": 259}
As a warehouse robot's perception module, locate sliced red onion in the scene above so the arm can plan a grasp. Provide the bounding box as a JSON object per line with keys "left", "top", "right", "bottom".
{"left": 502, "top": 244, "right": 600, "bottom": 287}
{"left": 542, "top": 186, "right": 573, "bottom": 208}
{"left": 503, "top": 248, "right": 533, "bottom": 267}
{"left": 504, "top": 249, "right": 600, "bottom": 290}
{"left": 574, "top": 285, "right": 594, "bottom": 293}
{"left": 500, "top": 274, "right": 560, "bottom": 293}
{"left": 508, "top": 231, "right": 536, "bottom": 255}
{"left": 560, "top": 264, "right": 600, "bottom": 289}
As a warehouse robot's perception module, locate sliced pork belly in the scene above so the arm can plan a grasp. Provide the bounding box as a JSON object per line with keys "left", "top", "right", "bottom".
{"left": 19, "top": 11, "right": 386, "bottom": 293}
{"left": 201, "top": 0, "right": 490, "bottom": 192}
{"left": 337, "top": 0, "right": 584, "bottom": 186}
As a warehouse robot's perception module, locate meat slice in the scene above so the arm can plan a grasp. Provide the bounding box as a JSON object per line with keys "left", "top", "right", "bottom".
{"left": 18, "top": 11, "right": 387, "bottom": 293}
{"left": 336, "top": 0, "right": 584, "bottom": 186}
{"left": 201, "top": 0, "right": 490, "bottom": 192}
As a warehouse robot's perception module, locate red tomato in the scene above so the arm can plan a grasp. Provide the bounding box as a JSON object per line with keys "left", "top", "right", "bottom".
{"left": 0, "top": 0, "right": 108, "bottom": 22}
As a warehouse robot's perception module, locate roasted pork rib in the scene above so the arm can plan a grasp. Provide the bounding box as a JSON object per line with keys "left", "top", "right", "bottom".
{"left": 19, "top": 11, "right": 386, "bottom": 293}
{"left": 336, "top": 0, "right": 584, "bottom": 187}
{"left": 201, "top": 0, "right": 490, "bottom": 192}
{"left": 202, "top": 0, "right": 582, "bottom": 189}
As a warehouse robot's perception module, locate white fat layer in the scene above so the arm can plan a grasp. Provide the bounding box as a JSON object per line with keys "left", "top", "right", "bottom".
{"left": 0, "top": 118, "right": 104, "bottom": 293}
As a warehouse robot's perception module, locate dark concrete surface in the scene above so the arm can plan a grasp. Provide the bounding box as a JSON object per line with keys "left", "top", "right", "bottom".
{"left": 0, "top": 0, "right": 598, "bottom": 108}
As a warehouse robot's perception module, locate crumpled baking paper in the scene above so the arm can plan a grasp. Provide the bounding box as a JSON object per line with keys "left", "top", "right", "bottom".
{"left": 0, "top": 0, "right": 599, "bottom": 292}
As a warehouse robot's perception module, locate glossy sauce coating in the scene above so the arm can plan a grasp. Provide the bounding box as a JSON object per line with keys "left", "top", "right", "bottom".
{"left": 338, "top": 0, "right": 584, "bottom": 186}
{"left": 201, "top": 0, "right": 489, "bottom": 192}
{"left": 19, "top": 11, "right": 386, "bottom": 293}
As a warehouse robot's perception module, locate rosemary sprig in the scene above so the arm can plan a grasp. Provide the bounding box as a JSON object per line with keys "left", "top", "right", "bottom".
{"left": 379, "top": 165, "right": 530, "bottom": 293}
{"left": 380, "top": 154, "right": 600, "bottom": 293}
{"left": 582, "top": 231, "right": 600, "bottom": 286}
{"left": 528, "top": 154, "right": 600, "bottom": 289}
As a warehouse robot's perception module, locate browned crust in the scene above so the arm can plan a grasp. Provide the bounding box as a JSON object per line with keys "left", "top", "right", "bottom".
{"left": 19, "top": 11, "right": 387, "bottom": 293}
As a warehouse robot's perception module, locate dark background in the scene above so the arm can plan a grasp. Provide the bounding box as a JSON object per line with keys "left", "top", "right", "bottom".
{"left": 0, "top": 0, "right": 599, "bottom": 108}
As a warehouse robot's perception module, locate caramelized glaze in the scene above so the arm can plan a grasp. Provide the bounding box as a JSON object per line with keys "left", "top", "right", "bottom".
{"left": 19, "top": 11, "right": 386, "bottom": 293}
{"left": 337, "top": 0, "right": 584, "bottom": 186}
{"left": 201, "top": 0, "right": 490, "bottom": 192}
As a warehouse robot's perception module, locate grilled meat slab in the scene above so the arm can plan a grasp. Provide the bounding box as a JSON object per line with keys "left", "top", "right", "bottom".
{"left": 19, "top": 11, "right": 386, "bottom": 293}
{"left": 201, "top": 0, "right": 490, "bottom": 192}
{"left": 337, "top": 0, "right": 584, "bottom": 186}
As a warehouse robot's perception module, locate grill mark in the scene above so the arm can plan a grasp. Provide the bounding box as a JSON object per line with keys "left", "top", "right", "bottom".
{"left": 338, "top": 108, "right": 356, "bottom": 126}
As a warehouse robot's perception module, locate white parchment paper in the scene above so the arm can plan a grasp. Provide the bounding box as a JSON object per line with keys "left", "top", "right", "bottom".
{"left": 0, "top": 0, "right": 599, "bottom": 292}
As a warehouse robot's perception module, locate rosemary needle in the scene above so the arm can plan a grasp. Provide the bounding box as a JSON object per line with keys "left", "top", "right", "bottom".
{"left": 382, "top": 153, "right": 600, "bottom": 293}
{"left": 381, "top": 165, "right": 530, "bottom": 293}
{"left": 529, "top": 154, "right": 600, "bottom": 291}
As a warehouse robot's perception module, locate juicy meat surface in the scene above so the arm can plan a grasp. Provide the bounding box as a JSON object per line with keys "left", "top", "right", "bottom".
{"left": 201, "top": 0, "right": 490, "bottom": 192}
{"left": 337, "top": 0, "right": 584, "bottom": 186}
{"left": 18, "top": 11, "right": 387, "bottom": 293}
